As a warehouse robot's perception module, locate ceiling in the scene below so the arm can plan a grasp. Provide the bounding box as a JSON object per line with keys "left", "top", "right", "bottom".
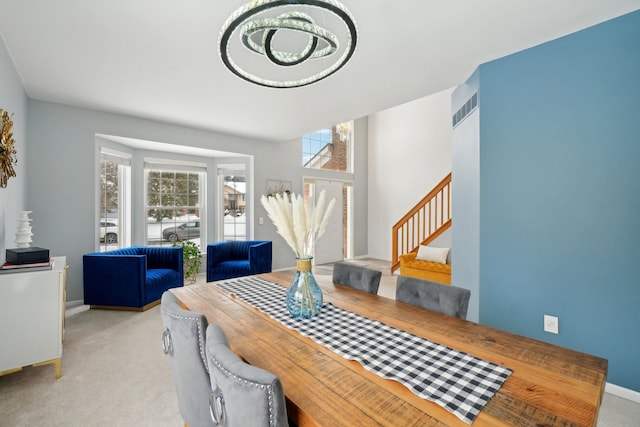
{"left": 1, "top": 1, "right": 638, "bottom": 143}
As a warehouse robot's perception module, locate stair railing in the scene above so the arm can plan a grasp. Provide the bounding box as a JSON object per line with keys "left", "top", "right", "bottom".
{"left": 391, "top": 173, "right": 451, "bottom": 272}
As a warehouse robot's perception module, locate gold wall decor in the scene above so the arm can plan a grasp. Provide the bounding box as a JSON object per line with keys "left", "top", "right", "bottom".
{"left": 0, "top": 109, "right": 18, "bottom": 188}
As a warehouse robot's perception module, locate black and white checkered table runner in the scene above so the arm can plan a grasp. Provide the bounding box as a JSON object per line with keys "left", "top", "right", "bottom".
{"left": 217, "top": 276, "right": 511, "bottom": 424}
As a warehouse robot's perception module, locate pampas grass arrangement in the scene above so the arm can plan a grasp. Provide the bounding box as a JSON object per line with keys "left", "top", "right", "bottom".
{"left": 260, "top": 190, "right": 336, "bottom": 258}
{"left": 261, "top": 189, "right": 335, "bottom": 318}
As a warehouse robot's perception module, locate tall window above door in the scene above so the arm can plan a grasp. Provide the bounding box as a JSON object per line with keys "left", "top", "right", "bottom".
{"left": 302, "top": 121, "right": 353, "bottom": 172}
{"left": 99, "top": 150, "right": 131, "bottom": 251}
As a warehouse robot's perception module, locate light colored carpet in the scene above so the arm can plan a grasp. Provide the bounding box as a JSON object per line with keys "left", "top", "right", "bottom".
{"left": 1, "top": 259, "right": 638, "bottom": 426}
{"left": 0, "top": 305, "right": 182, "bottom": 426}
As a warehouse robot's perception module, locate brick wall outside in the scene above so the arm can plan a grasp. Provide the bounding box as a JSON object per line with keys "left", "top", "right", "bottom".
{"left": 321, "top": 128, "right": 348, "bottom": 172}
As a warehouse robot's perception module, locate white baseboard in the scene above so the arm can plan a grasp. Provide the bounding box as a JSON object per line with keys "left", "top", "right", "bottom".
{"left": 606, "top": 382, "right": 640, "bottom": 403}
{"left": 66, "top": 299, "right": 84, "bottom": 309}
{"left": 352, "top": 254, "right": 393, "bottom": 261}
{"left": 65, "top": 299, "right": 89, "bottom": 317}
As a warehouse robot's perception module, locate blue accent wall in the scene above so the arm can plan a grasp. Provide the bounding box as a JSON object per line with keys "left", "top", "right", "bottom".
{"left": 478, "top": 10, "right": 640, "bottom": 391}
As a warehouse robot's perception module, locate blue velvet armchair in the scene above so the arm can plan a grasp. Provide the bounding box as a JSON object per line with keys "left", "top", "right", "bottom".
{"left": 83, "top": 246, "right": 183, "bottom": 310}
{"left": 206, "top": 240, "right": 272, "bottom": 282}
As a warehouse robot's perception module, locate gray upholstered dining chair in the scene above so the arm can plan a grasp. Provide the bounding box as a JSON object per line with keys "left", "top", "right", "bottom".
{"left": 395, "top": 275, "right": 471, "bottom": 320}
{"left": 332, "top": 261, "right": 382, "bottom": 294}
{"left": 205, "top": 324, "right": 289, "bottom": 427}
{"left": 160, "top": 291, "right": 215, "bottom": 427}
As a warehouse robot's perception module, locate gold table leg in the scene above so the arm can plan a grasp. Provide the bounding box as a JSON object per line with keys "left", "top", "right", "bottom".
{"left": 0, "top": 367, "right": 23, "bottom": 377}
{"left": 32, "top": 358, "right": 62, "bottom": 379}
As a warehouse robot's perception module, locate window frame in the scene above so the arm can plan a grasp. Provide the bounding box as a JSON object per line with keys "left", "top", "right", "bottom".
{"left": 98, "top": 149, "right": 131, "bottom": 251}
{"left": 302, "top": 121, "right": 353, "bottom": 173}
{"left": 218, "top": 164, "right": 248, "bottom": 242}
{"left": 143, "top": 160, "right": 207, "bottom": 250}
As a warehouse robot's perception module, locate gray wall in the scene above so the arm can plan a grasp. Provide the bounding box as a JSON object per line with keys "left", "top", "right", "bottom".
{"left": 24, "top": 100, "right": 369, "bottom": 302}
{"left": 252, "top": 118, "right": 369, "bottom": 266}
{"left": 451, "top": 70, "right": 480, "bottom": 322}
{"left": 0, "top": 33, "right": 28, "bottom": 255}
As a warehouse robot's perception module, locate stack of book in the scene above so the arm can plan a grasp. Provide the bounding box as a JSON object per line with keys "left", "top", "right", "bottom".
{"left": 1, "top": 247, "right": 52, "bottom": 274}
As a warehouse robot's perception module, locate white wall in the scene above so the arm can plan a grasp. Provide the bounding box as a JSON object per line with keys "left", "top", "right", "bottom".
{"left": 0, "top": 34, "right": 28, "bottom": 262}
{"left": 367, "top": 88, "right": 453, "bottom": 260}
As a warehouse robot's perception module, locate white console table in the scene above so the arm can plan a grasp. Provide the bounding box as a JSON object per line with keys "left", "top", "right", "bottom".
{"left": 0, "top": 256, "right": 67, "bottom": 379}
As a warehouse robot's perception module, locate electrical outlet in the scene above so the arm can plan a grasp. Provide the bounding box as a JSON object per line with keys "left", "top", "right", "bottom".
{"left": 544, "top": 315, "right": 559, "bottom": 334}
{"left": 259, "top": 217, "right": 264, "bottom": 225}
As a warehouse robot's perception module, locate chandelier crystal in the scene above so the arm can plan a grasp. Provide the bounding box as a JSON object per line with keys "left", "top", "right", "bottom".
{"left": 218, "top": 0, "right": 357, "bottom": 88}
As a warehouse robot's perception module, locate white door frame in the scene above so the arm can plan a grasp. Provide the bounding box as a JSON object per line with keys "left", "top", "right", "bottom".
{"left": 303, "top": 177, "right": 353, "bottom": 264}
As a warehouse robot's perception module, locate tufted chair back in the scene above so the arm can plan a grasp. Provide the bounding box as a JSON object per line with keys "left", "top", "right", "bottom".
{"left": 395, "top": 275, "right": 471, "bottom": 320}
{"left": 161, "top": 291, "right": 214, "bottom": 427}
{"left": 205, "top": 324, "right": 288, "bottom": 427}
{"left": 206, "top": 240, "right": 272, "bottom": 282}
{"left": 332, "top": 261, "right": 382, "bottom": 294}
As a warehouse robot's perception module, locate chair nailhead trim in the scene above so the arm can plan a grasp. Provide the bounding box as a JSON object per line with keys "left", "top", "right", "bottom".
{"left": 162, "top": 308, "right": 208, "bottom": 373}
{"left": 207, "top": 350, "right": 276, "bottom": 427}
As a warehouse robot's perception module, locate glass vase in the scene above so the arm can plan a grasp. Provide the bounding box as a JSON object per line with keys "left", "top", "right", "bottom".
{"left": 286, "top": 257, "right": 323, "bottom": 319}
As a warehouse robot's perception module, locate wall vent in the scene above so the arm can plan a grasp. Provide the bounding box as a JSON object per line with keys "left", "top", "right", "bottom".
{"left": 452, "top": 92, "right": 478, "bottom": 128}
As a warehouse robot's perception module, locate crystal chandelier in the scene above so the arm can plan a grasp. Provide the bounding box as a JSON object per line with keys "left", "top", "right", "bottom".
{"left": 218, "top": 0, "right": 357, "bottom": 88}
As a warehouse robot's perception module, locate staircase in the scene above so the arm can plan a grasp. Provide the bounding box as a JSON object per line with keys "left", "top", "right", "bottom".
{"left": 391, "top": 173, "right": 451, "bottom": 273}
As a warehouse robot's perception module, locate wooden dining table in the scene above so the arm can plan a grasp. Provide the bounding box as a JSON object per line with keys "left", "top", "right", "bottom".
{"left": 171, "top": 271, "right": 607, "bottom": 426}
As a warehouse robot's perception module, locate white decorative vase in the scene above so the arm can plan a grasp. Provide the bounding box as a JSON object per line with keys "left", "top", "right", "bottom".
{"left": 15, "top": 210, "right": 33, "bottom": 248}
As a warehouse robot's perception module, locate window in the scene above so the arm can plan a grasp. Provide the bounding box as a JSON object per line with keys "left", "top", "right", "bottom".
{"left": 145, "top": 162, "right": 206, "bottom": 249}
{"left": 302, "top": 121, "right": 353, "bottom": 172}
{"left": 221, "top": 173, "right": 246, "bottom": 241}
{"left": 99, "top": 150, "right": 131, "bottom": 251}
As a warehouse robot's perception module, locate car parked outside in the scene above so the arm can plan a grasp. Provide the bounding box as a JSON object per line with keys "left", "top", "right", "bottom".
{"left": 100, "top": 221, "right": 118, "bottom": 244}
{"left": 162, "top": 221, "right": 200, "bottom": 243}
